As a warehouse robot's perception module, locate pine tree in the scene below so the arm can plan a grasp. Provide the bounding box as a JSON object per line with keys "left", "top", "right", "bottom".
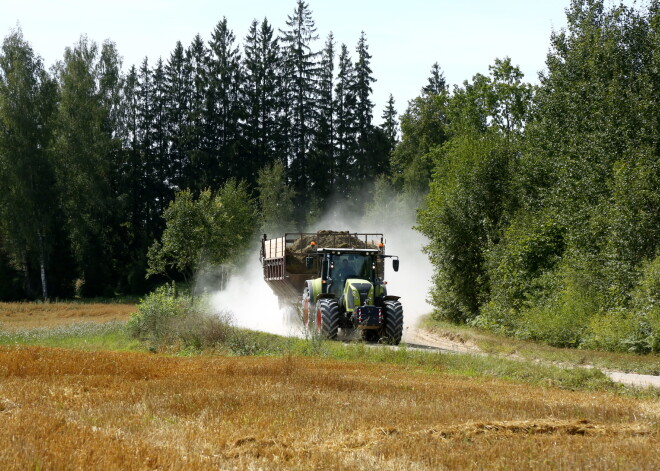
{"left": 380, "top": 93, "right": 399, "bottom": 151}
{"left": 207, "top": 17, "right": 244, "bottom": 184}
{"left": 333, "top": 43, "right": 357, "bottom": 195}
{"left": 279, "top": 0, "right": 320, "bottom": 203}
{"left": 244, "top": 18, "right": 280, "bottom": 182}
{"left": 308, "top": 32, "right": 335, "bottom": 200}
{"left": 352, "top": 31, "right": 376, "bottom": 178}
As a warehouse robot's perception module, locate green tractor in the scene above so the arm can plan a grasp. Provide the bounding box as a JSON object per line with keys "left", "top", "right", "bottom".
{"left": 260, "top": 231, "right": 403, "bottom": 344}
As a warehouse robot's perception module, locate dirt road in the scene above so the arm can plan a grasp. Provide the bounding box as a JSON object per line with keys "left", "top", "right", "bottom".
{"left": 403, "top": 326, "right": 660, "bottom": 389}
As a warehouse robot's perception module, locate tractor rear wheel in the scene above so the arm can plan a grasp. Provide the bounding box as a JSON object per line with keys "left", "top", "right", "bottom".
{"left": 381, "top": 300, "right": 403, "bottom": 345}
{"left": 317, "top": 298, "right": 339, "bottom": 340}
{"left": 301, "top": 287, "right": 314, "bottom": 329}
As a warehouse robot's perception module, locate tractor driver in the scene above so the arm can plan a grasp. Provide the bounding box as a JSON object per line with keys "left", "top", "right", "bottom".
{"left": 334, "top": 258, "right": 352, "bottom": 282}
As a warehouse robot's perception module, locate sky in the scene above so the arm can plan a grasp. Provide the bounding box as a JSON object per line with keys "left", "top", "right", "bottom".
{"left": 0, "top": 0, "right": 640, "bottom": 118}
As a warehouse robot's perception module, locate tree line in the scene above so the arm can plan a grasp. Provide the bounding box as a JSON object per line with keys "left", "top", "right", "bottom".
{"left": 2, "top": 0, "right": 658, "bottom": 354}
{"left": 0, "top": 0, "right": 396, "bottom": 299}
{"left": 395, "top": 0, "right": 658, "bottom": 352}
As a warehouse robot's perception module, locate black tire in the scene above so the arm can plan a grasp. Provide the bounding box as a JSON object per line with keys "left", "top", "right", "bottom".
{"left": 317, "top": 298, "right": 339, "bottom": 340}
{"left": 381, "top": 301, "right": 403, "bottom": 345}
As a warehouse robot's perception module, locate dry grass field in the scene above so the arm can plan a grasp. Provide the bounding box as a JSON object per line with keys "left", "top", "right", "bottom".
{"left": 0, "top": 302, "right": 135, "bottom": 330}
{"left": 1, "top": 345, "right": 658, "bottom": 470}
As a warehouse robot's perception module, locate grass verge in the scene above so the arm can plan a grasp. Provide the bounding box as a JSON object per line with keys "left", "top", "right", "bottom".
{"left": 422, "top": 316, "right": 660, "bottom": 376}
{"left": 1, "top": 318, "right": 657, "bottom": 398}
{"left": 0, "top": 321, "right": 143, "bottom": 352}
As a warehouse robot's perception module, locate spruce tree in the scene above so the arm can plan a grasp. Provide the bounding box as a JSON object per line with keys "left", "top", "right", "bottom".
{"left": 308, "top": 32, "right": 335, "bottom": 200}
{"left": 207, "top": 18, "right": 244, "bottom": 184}
{"left": 422, "top": 62, "right": 447, "bottom": 96}
{"left": 380, "top": 93, "right": 399, "bottom": 152}
{"left": 279, "top": 0, "right": 320, "bottom": 204}
{"left": 243, "top": 18, "right": 280, "bottom": 183}
{"left": 164, "top": 41, "right": 191, "bottom": 190}
{"left": 184, "top": 34, "right": 210, "bottom": 192}
{"left": 352, "top": 31, "right": 376, "bottom": 178}
{"left": 333, "top": 43, "right": 357, "bottom": 196}
{"left": 151, "top": 59, "right": 170, "bottom": 220}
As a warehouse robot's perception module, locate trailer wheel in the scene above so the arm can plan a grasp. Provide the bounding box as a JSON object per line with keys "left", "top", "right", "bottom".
{"left": 317, "top": 298, "right": 339, "bottom": 340}
{"left": 381, "top": 300, "right": 403, "bottom": 345}
{"left": 301, "top": 287, "right": 314, "bottom": 329}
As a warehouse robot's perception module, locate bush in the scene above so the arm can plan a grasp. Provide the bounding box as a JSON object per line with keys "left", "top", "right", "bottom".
{"left": 127, "top": 284, "right": 233, "bottom": 351}
{"left": 511, "top": 265, "right": 602, "bottom": 348}
{"left": 583, "top": 256, "right": 660, "bottom": 353}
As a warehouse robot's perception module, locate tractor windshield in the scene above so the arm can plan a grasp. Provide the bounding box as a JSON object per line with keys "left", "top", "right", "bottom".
{"left": 330, "top": 253, "right": 373, "bottom": 294}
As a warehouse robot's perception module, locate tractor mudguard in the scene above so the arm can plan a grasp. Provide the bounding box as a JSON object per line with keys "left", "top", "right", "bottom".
{"left": 308, "top": 278, "right": 323, "bottom": 303}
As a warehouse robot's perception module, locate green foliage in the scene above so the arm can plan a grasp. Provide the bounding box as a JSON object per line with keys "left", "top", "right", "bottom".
{"left": 0, "top": 28, "right": 58, "bottom": 299}
{"left": 419, "top": 128, "right": 520, "bottom": 322}
{"left": 127, "top": 284, "right": 233, "bottom": 351}
{"left": 147, "top": 180, "right": 257, "bottom": 281}
{"left": 414, "top": 0, "right": 659, "bottom": 354}
{"left": 257, "top": 161, "right": 296, "bottom": 235}
{"left": 390, "top": 91, "right": 449, "bottom": 196}
{"left": 514, "top": 264, "right": 603, "bottom": 348}
{"left": 583, "top": 255, "right": 660, "bottom": 353}
{"left": 483, "top": 210, "right": 565, "bottom": 323}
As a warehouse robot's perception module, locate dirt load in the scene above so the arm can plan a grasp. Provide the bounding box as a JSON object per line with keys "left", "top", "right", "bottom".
{"left": 284, "top": 230, "right": 381, "bottom": 273}
{"left": 288, "top": 230, "right": 380, "bottom": 254}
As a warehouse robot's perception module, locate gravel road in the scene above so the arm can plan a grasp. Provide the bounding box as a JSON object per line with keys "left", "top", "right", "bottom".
{"left": 402, "top": 326, "right": 660, "bottom": 389}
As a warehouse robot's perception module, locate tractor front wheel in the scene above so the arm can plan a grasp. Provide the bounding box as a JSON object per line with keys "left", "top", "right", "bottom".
{"left": 381, "top": 300, "right": 403, "bottom": 345}
{"left": 317, "top": 298, "right": 339, "bottom": 340}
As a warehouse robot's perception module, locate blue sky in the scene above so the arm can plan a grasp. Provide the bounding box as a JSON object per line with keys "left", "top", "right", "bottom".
{"left": 1, "top": 0, "right": 639, "bottom": 118}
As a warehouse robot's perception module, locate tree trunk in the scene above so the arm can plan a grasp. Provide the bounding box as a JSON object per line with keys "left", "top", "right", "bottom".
{"left": 38, "top": 231, "right": 48, "bottom": 300}
{"left": 21, "top": 250, "right": 32, "bottom": 298}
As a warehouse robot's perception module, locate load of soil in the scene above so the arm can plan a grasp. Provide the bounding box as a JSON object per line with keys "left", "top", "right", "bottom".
{"left": 286, "top": 231, "right": 380, "bottom": 274}
{"left": 288, "top": 230, "right": 379, "bottom": 254}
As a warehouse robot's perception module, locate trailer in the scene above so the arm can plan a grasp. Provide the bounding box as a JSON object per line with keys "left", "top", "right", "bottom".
{"left": 260, "top": 231, "right": 403, "bottom": 344}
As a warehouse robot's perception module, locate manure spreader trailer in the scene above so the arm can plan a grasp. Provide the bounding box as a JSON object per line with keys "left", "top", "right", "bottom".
{"left": 260, "top": 231, "right": 403, "bottom": 344}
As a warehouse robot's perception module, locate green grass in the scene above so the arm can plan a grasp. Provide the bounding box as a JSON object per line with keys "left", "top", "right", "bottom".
{"left": 421, "top": 316, "right": 660, "bottom": 376}
{"left": 0, "top": 321, "right": 143, "bottom": 351}
{"left": 2, "top": 318, "right": 658, "bottom": 399}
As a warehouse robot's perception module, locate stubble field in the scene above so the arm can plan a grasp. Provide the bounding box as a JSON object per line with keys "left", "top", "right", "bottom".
{"left": 0, "top": 302, "right": 658, "bottom": 470}
{"left": 0, "top": 302, "right": 134, "bottom": 330}
{"left": 0, "top": 345, "right": 658, "bottom": 470}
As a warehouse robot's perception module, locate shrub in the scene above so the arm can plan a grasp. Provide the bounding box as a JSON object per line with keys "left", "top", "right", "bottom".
{"left": 513, "top": 265, "right": 601, "bottom": 348}
{"left": 580, "top": 255, "right": 660, "bottom": 353}
{"left": 127, "top": 284, "right": 234, "bottom": 351}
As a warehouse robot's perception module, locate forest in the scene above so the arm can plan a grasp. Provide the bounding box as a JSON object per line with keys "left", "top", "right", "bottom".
{"left": 1, "top": 0, "right": 658, "bottom": 352}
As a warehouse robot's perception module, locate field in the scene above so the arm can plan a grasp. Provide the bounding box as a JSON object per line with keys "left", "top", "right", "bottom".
{"left": 0, "top": 302, "right": 134, "bottom": 330}
{"left": 0, "top": 303, "right": 658, "bottom": 470}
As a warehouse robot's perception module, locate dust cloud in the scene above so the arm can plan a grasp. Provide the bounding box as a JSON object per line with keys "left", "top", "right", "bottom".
{"left": 207, "top": 192, "right": 434, "bottom": 338}
{"left": 208, "top": 253, "right": 305, "bottom": 337}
